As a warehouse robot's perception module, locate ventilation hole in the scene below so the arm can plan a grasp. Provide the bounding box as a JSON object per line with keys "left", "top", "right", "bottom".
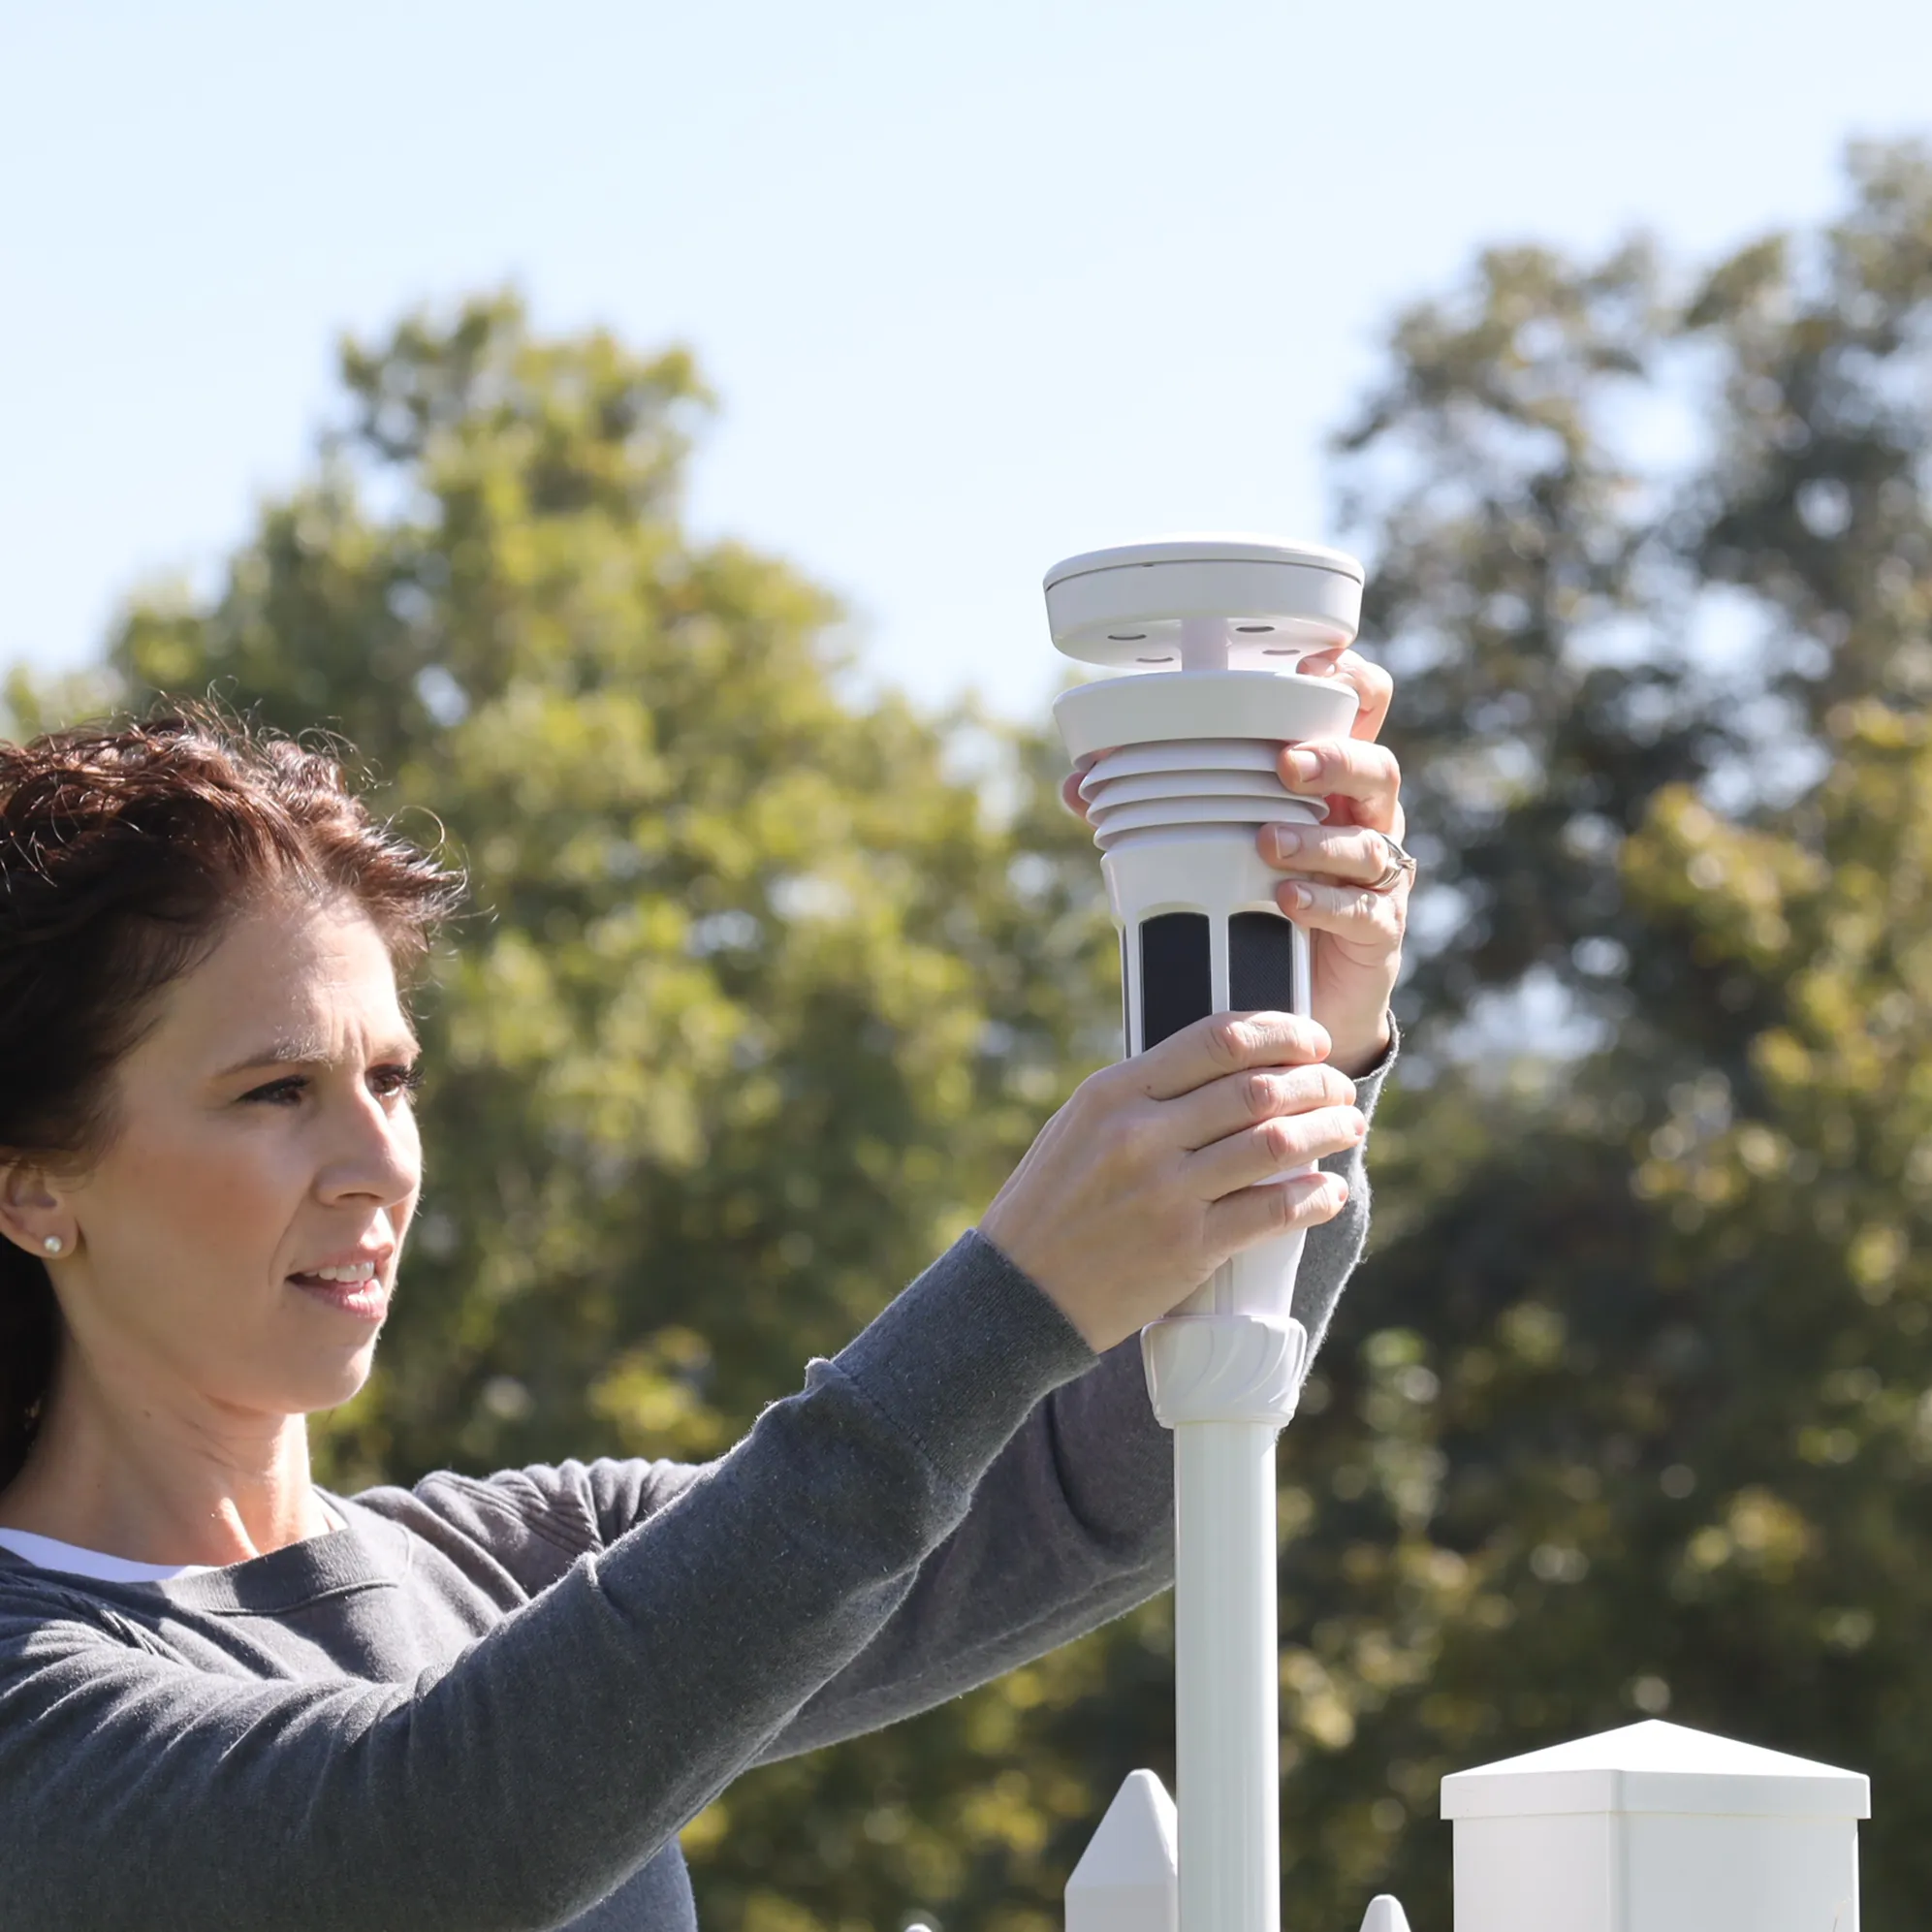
{"left": 1136, "top": 655, "right": 1174, "bottom": 664}
{"left": 1235, "top": 623, "right": 1275, "bottom": 633}
{"left": 1263, "top": 648, "right": 1296, "bottom": 655}
{"left": 1229, "top": 910, "right": 1299, "bottom": 1015}
{"left": 1107, "top": 632, "right": 1148, "bottom": 641}
{"left": 1139, "top": 913, "right": 1212, "bottom": 1052}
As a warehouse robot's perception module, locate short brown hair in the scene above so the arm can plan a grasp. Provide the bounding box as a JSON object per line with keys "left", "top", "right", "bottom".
{"left": 0, "top": 703, "right": 464, "bottom": 1487}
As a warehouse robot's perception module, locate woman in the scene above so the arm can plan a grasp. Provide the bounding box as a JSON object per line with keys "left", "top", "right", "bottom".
{"left": 0, "top": 662, "right": 1408, "bottom": 1932}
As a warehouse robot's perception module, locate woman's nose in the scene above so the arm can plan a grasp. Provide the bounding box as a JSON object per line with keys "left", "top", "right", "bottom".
{"left": 321, "top": 1093, "right": 422, "bottom": 1208}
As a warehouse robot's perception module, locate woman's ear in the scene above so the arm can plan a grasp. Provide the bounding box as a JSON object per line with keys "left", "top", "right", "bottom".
{"left": 0, "top": 1159, "right": 69, "bottom": 1260}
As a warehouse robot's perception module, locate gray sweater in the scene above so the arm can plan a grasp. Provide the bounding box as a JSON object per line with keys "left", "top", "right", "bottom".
{"left": 0, "top": 1088, "right": 1380, "bottom": 1932}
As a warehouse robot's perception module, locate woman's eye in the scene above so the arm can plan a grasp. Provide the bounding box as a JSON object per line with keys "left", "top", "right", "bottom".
{"left": 238, "top": 1067, "right": 422, "bottom": 1105}
{"left": 242, "top": 1078, "right": 306, "bottom": 1106}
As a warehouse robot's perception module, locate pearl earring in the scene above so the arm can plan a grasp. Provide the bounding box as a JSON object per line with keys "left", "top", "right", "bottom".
{"left": 42, "top": 1236, "right": 62, "bottom": 1255}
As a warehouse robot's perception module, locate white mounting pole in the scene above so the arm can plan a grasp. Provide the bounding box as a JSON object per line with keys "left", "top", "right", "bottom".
{"left": 1155, "top": 1333, "right": 1307, "bottom": 1932}
{"left": 1045, "top": 537, "right": 1367, "bottom": 1932}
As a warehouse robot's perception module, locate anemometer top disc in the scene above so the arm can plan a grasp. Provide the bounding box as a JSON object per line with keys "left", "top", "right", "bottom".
{"left": 1042, "top": 536, "right": 1365, "bottom": 672}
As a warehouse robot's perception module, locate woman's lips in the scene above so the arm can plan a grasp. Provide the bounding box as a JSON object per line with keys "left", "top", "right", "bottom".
{"left": 289, "top": 1273, "right": 389, "bottom": 1321}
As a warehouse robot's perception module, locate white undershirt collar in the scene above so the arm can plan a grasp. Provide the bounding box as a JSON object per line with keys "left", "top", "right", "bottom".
{"left": 0, "top": 1503, "right": 349, "bottom": 1584}
{"left": 0, "top": 1528, "right": 213, "bottom": 1583}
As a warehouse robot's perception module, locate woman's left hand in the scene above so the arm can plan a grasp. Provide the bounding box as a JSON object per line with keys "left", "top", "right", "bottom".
{"left": 1257, "top": 649, "right": 1406, "bottom": 1077}
{"left": 1059, "top": 648, "right": 1409, "bottom": 1080}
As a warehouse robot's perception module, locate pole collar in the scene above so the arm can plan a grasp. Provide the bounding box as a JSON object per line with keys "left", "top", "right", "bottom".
{"left": 1142, "top": 1314, "right": 1310, "bottom": 1428}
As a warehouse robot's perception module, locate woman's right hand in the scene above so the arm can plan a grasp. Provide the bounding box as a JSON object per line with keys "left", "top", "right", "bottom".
{"left": 978, "top": 1011, "right": 1364, "bottom": 1353}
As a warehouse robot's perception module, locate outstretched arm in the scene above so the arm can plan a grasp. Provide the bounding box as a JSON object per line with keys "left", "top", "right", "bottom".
{"left": 760, "top": 1036, "right": 1391, "bottom": 1759}
{"left": 0, "top": 1239, "right": 1096, "bottom": 1932}
{"left": 0, "top": 1017, "right": 1377, "bottom": 1931}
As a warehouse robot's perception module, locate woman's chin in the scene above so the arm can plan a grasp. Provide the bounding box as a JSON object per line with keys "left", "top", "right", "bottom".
{"left": 273, "top": 1345, "right": 380, "bottom": 1418}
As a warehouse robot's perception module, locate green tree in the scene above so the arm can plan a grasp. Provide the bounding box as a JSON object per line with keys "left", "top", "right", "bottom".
{"left": 1164, "top": 138, "right": 1932, "bottom": 1928}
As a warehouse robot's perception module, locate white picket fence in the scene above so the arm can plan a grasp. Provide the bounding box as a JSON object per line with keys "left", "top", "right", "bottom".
{"left": 1058, "top": 1718, "right": 1868, "bottom": 1932}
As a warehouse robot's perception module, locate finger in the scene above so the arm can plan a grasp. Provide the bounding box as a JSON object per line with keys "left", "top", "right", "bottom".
{"left": 1129, "top": 1010, "right": 1332, "bottom": 1102}
{"left": 1203, "top": 1169, "right": 1349, "bottom": 1254}
{"left": 1277, "top": 738, "right": 1402, "bottom": 832}
{"left": 1274, "top": 876, "right": 1409, "bottom": 945}
{"left": 1061, "top": 745, "right": 1120, "bottom": 824}
{"left": 1312, "top": 798, "right": 1407, "bottom": 842}
{"left": 1297, "top": 648, "right": 1393, "bottom": 744}
{"left": 1161, "top": 1061, "right": 1358, "bottom": 1154}
{"left": 1184, "top": 1104, "right": 1367, "bottom": 1199}
{"left": 1257, "top": 821, "right": 1409, "bottom": 889}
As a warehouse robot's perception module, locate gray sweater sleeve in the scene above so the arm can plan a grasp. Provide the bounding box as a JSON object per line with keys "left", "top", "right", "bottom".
{"left": 753, "top": 1036, "right": 1392, "bottom": 1758}
{"left": 0, "top": 1241, "right": 1097, "bottom": 1932}
{"left": 488, "top": 1041, "right": 1392, "bottom": 1763}
{"left": 0, "top": 1049, "right": 1387, "bottom": 1932}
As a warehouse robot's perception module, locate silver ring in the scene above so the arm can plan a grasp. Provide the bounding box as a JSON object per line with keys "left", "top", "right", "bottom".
{"left": 1367, "top": 833, "right": 1417, "bottom": 895}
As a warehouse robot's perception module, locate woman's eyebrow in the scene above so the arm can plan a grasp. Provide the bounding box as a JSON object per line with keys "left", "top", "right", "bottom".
{"left": 213, "top": 1034, "right": 421, "bottom": 1081}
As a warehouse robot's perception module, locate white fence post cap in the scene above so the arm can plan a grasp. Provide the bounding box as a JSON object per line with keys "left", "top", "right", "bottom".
{"left": 1441, "top": 1719, "right": 1871, "bottom": 1821}
{"left": 1065, "top": 1769, "right": 1178, "bottom": 1932}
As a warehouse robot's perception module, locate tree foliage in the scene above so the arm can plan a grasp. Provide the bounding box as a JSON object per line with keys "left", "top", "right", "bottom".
{"left": 1228, "top": 138, "right": 1932, "bottom": 1926}
{"left": 8, "top": 138, "right": 1932, "bottom": 1931}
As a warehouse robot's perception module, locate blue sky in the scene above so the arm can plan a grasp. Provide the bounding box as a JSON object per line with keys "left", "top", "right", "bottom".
{"left": 4, "top": 0, "right": 1929, "bottom": 720}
